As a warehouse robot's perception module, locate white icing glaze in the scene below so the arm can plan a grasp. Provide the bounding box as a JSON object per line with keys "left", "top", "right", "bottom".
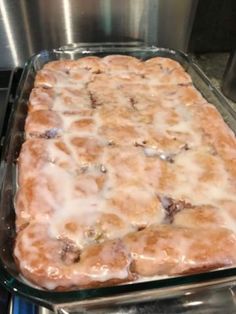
{"left": 15, "top": 56, "right": 236, "bottom": 290}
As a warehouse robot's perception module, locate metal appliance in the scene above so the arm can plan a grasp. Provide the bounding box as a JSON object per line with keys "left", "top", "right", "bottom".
{"left": 0, "top": 0, "right": 198, "bottom": 67}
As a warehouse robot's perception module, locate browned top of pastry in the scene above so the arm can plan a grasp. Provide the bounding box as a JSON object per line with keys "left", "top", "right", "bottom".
{"left": 15, "top": 55, "right": 236, "bottom": 290}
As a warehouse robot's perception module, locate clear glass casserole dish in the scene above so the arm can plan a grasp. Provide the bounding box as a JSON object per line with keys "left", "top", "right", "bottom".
{"left": 0, "top": 43, "right": 236, "bottom": 313}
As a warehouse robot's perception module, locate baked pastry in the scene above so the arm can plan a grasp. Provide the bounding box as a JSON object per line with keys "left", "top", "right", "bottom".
{"left": 14, "top": 55, "right": 236, "bottom": 290}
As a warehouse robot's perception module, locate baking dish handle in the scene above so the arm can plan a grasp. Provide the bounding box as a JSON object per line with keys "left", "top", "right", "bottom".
{"left": 53, "top": 41, "right": 147, "bottom": 53}
{"left": 54, "top": 283, "right": 236, "bottom": 314}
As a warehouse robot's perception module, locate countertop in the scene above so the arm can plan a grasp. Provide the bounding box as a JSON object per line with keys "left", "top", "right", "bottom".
{"left": 193, "top": 52, "right": 236, "bottom": 111}
{"left": 193, "top": 53, "right": 229, "bottom": 89}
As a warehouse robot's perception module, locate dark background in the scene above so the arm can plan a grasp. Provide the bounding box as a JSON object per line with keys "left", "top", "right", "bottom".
{"left": 189, "top": 0, "right": 236, "bottom": 52}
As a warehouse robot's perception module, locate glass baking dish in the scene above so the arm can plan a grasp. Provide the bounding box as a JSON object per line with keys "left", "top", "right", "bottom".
{"left": 0, "top": 43, "right": 236, "bottom": 313}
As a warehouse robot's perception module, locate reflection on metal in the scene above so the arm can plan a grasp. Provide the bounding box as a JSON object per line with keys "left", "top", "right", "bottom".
{"left": 62, "top": 0, "right": 73, "bottom": 44}
{"left": 100, "top": 0, "right": 112, "bottom": 36}
{"left": 184, "top": 300, "right": 203, "bottom": 307}
{"left": 38, "top": 306, "right": 54, "bottom": 314}
{"left": 20, "top": 0, "right": 34, "bottom": 56}
{"left": 0, "top": 0, "right": 198, "bottom": 67}
{"left": 0, "top": 0, "right": 19, "bottom": 66}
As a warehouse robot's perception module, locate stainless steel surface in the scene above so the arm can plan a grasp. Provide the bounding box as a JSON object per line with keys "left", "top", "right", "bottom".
{"left": 0, "top": 0, "right": 198, "bottom": 67}
{"left": 38, "top": 307, "right": 54, "bottom": 314}
{"left": 55, "top": 284, "right": 236, "bottom": 313}
{"left": 9, "top": 298, "right": 12, "bottom": 314}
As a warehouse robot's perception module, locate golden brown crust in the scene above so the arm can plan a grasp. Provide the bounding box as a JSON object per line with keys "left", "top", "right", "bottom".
{"left": 15, "top": 222, "right": 134, "bottom": 290}
{"left": 124, "top": 225, "right": 236, "bottom": 276}
{"left": 15, "top": 55, "right": 236, "bottom": 290}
